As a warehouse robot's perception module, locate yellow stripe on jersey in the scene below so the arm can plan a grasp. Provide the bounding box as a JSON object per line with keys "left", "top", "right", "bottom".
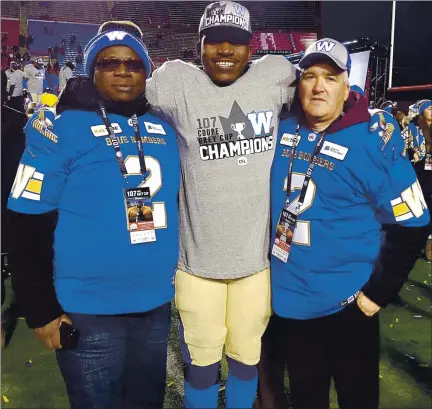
{"left": 25, "top": 179, "right": 42, "bottom": 194}
{"left": 390, "top": 180, "right": 427, "bottom": 222}
{"left": 10, "top": 164, "right": 44, "bottom": 201}
{"left": 392, "top": 202, "right": 410, "bottom": 217}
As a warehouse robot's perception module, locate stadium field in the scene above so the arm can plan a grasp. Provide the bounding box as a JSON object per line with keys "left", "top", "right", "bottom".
{"left": 1, "top": 258, "right": 431, "bottom": 408}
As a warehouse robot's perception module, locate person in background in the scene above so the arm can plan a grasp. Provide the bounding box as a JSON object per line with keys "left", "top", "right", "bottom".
{"left": 404, "top": 100, "right": 432, "bottom": 261}
{"left": 6, "top": 61, "right": 24, "bottom": 112}
{"left": 23, "top": 58, "right": 45, "bottom": 103}
{"left": 403, "top": 100, "right": 431, "bottom": 163}
{"left": 58, "top": 61, "right": 75, "bottom": 93}
{"left": 394, "top": 111, "right": 406, "bottom": 130}
{"left": 1, "top": 68, "right": 27, "bottom": 350}
{"left": 22, "top": 51, "right": 31, "bottom": 66}
{"left": 5, "top": 64, "right": 12, "bottom": 91}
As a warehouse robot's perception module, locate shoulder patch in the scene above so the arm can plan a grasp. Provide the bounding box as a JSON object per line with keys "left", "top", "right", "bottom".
{"left": 369, "top": 111, "right": 405, "bottom": 160}
{"left": 31, "top": 110, "right": 59, "bottom": 144}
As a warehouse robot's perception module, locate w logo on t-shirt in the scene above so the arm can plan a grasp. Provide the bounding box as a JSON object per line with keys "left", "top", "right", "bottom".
{"left": 316, "top": 40, "right": 336, "bottom": 52}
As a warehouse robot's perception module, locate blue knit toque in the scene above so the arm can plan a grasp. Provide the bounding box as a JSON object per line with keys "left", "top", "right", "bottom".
{"left": 84, "top": 28, "right": 152, "bottom": 78}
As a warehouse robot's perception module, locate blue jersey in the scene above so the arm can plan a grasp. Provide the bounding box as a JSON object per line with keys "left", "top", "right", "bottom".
{"left": 368, "top": 108, "right": 406, "bottom": 161}
{"left": 271, "top": 115, "right": 430, "bottom": 320}
{"left": 8, "top": 108, "right": 180, "bottom": 315}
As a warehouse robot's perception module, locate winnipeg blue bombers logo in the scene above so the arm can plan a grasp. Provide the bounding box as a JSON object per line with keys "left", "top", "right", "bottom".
{"left": 316, "top": 40, "right": 336, "bottom": 52}
{"left": 105, "top": 31, "right": 127, "bottom": 41}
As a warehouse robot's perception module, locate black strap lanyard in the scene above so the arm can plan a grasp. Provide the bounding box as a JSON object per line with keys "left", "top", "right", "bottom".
{"left": 98, "top": 103, "right": 147, "bottom": 183}
{"left": 285, "top": 123, "right": 326, "bottom": 210}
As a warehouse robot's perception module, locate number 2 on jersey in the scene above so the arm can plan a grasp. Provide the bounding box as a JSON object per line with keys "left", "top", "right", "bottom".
{"left": 125, "top": 155, "right": 166, "bottom": 229}
{"left": 283, "top": 172, "right": 316, "bottom": 246}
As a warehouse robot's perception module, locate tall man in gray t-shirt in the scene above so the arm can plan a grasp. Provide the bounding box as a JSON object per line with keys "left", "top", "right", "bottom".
{"left": 23, "top": 58, "right": 45, "bottom": 103}
{"left": 146, "top": 2, "right": 296, "bottom": 407}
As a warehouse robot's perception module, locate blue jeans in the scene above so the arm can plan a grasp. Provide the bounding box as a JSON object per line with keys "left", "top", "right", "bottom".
{"left": 56, "top": 303, "right": 171, "bottom": 409}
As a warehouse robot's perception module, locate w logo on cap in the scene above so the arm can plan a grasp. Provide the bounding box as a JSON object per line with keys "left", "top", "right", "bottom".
{"left": 105, "top": 31, "right": 127, "bottom": 41}
{"left": 316, "top": 40, "right": 336, "bottom": 52}
{"left": 233, "top": 3, "right": 246, "bottom": 16}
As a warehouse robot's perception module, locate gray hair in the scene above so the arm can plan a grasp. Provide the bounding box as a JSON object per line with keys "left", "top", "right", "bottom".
{"left": 343, "top": 71, "right": 349, "bottom": 85}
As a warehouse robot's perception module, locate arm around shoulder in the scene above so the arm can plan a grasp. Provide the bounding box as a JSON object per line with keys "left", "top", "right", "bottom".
{"left": 146, "top": 60, "right": 184, "bottom": 114}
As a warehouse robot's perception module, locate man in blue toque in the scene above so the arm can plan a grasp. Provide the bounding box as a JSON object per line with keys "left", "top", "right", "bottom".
{"left": 7, "top": 21, "right": 180, "bottom": 409}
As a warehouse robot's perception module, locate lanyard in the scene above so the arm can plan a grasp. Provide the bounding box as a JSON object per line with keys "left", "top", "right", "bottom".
{"left": 285, "top": 123, "right": 326, "bottom": 211}
{"left": 98, "top": 103, "right": 147, "bottom": 183}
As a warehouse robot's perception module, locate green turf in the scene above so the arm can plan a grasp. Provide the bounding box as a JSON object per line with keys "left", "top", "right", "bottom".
{"left": 2, "top": 259, "right": 431, "bottom": 408}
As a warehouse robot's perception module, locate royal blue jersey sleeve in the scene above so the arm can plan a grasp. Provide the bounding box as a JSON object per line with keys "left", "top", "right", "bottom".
{"left": 368, "top": 109, "right": 406, "bottom": 161}
{"left": 364, "top": 125, "right": 429, "bottom": 227}
{"left": 8, "top": 109, "right": 72, "bottom": 214}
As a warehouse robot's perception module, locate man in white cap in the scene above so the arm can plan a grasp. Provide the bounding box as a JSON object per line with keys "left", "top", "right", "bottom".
{"left": 267, "top": 37, "right": 429, "bottom": 409}
{"left": 23, "top": 57, "right": 45, "bottom": 103}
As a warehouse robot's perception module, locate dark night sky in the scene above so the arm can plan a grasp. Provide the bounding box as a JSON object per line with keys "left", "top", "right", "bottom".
{"left": 320, "top": 1, "right": 432, "bottom": 87}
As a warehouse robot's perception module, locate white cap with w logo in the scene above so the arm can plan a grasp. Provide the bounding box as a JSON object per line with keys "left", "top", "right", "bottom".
{"left": 299, "top": 38, "right": 351, "bottom": 74}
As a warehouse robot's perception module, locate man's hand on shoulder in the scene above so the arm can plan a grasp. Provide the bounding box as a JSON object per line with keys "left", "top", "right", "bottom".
{"left": 35, "top": 314, "right": 72, "bottom": 349}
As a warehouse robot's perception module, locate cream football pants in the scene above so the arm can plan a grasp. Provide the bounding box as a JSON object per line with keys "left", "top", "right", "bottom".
{"left": 30, "top": 93, "right": 42, "bottom": 103}
{"left": 175, "top": 268, "right": 271, "bottom": 367}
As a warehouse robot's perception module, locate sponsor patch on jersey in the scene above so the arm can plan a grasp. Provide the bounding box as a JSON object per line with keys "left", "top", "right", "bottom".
{"left": 91, "top": 123, "right": 122, "bottom": 137}
{"left": 391, "top": 180, "right": 426, "bottom": 222}
{"left": 10, "top": 164, "right": 44, "bottom": 201}
{"left": 320, "top": 141, "right": 348, "bottom": 160}
{"left": 280, "top": 133, "right": 301, "bottom": 147}
{"left": 144, "top": 122, "right": 166, "bottom": 135}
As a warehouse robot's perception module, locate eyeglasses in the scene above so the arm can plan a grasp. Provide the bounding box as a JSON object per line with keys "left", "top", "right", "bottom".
{"left": 95, "top": 58, "right": 145, "bottom": 73}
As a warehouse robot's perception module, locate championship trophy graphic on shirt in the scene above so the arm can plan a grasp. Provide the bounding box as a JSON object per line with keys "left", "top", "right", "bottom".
{"left": 231, "top": 122, "right": 246, "bottom": 140}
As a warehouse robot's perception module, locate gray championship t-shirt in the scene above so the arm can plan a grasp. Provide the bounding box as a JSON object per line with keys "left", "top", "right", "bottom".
{"left": 146, "top": 55, "right": 296, "bottom": 279}
{"left": 23, "top": 64, "right": 45, "bottom": 95}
